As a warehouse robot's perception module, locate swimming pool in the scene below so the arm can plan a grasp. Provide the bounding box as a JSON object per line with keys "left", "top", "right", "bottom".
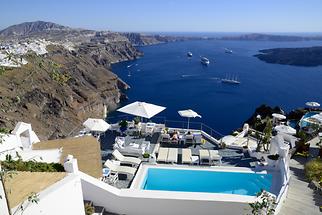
{"left": 300, "top": 111, "right": 320, "bottom": 128}
{"left": 141, "top": 168, "right": 272, "bottom": 196}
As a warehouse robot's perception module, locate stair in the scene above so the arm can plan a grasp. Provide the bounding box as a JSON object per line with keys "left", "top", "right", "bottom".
{"left": 278, "top": 158, "right": 322, "bottom": 215}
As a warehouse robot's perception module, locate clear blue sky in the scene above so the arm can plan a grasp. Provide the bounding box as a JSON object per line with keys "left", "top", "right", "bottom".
{"left": 1, "top": 0, "right": 322, "bottom": 32}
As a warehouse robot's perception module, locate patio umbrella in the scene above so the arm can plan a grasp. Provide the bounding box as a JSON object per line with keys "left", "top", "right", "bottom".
{"left": 178, "top": 109, "right": 202, "bottom": 129}
{"left": 117, "top": 101, "right": 166, "bottom": 119}
{"left": 83, "top": 118, "right": 111, "bottom": 132}
{"left": 274, "top": 125, "right": 296, "bottom": 135}
{"left": 305, "top": 101, "right": 320, "bottom": 108}
{"left": 272, "top": 113, "right": 286, "bottom": 120}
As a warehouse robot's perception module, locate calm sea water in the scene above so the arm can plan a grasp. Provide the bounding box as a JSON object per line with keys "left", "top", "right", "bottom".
{"left": 111, "top": 40, "right": 322, "bottom": 135}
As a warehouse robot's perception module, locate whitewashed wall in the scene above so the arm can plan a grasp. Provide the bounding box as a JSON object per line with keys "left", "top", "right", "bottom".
{"left": 80, "top": 172, "right": 252, "bottom": 215}
{"left": 0, "top": 181, "right": 10, "bottom": 215}
{"left": 12, "top": 174, "right": 85, "bottom": 215}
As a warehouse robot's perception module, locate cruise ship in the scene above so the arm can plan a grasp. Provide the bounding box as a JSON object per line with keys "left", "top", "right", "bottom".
{"left": 200, "top": 57, "right": 210, "bottom": 65}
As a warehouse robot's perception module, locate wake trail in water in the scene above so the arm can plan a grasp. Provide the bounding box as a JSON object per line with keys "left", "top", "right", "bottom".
{"left": 181, "top": 74, "right": 199, "bottom": 78}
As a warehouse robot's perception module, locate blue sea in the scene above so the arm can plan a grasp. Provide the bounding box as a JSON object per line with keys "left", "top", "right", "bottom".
{"left": 111, "top": 39, "right": 322, "bottom": 135}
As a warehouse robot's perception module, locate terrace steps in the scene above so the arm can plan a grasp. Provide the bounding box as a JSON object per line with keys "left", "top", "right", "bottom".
{"left": 278, "top": 158, "right": 321, "bottom": 215}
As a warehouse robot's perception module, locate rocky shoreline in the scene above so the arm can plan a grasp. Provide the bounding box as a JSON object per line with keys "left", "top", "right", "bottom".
{"left": 254, "top": 46, "right": 322, "bottom": 67}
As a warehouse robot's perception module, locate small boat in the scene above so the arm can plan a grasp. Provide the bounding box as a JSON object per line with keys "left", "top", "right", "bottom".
{"left": 224, "top": 48, "right": 233, "bottom": 54}
{"left": 221, "top": 75, "right": 240, "bottom": 84}
{"left": 187, "top": 52, "right": 193, "bottom": 57}
{"left": 200, "top": 57, "right": 210, "bottom": 65}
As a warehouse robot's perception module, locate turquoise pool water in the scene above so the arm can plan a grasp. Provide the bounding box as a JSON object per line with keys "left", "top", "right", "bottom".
{"left": 300, "top": 112, "right": 320, "bottom": 128}
{"left": 141, "top": 168, "right": 272, "bottom": 196}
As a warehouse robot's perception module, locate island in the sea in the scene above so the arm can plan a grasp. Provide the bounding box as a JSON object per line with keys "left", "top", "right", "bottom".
{"left": 254, "top": 46, "right": 322, "bottom": 67}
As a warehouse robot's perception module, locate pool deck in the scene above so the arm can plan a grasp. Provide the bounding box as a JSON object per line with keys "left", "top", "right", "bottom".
{"left": 100, "top": 129, "right": 260, "bottom": 189}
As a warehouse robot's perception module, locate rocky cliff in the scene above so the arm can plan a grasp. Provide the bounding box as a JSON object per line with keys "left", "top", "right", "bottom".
{"left": 0, "top": 41, "right": 140, "bottom": 140}
{"left": 220, "top": 33, "right": 322, "bottom": 41}
{"left": 121, "top": 32, "right": 187, "bottom": 46}
{"left": 254, "top": 46, "right": 322, "bottom": 67}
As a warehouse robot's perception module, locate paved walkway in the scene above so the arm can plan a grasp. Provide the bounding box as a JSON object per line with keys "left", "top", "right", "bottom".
{"left": 279, "top": 157, "right": 321, "bottom": 215}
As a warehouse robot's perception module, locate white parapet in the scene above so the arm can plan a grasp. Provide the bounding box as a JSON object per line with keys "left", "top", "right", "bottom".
{"left": 64, "top": 155, "right": 79, "bottom": 173}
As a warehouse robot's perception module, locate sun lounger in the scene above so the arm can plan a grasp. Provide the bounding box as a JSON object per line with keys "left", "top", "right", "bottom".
{"left": 167, "top": 148, "right": 178, "bottom": 163}
{"left": 112, "top": 150, "right": 141, "bottom": 166}
{"left": 199, "top": 149, "right": 210, "bottom": 165}
{"left": 103, "top": 160, "right": 136, "bottom": 175}
{"left": 157, "top": 147, "right": 169, "bottom": 163}
{"left": 233, "top": 137, "right": 248, "bottom": 146}
{"left": 209, "top": 150, "right": 221, "bottom": 164}
{"left": 182, "top": 148, "right": 192, "bottom": 164}
{"left": 144, "top": 122, "right": 156, "bottom": 136}
{"left": 160, "top": 133, "right": 171, "bottom": 145}
{"left": 185, "top": 134, "right": 194, "bottom": 145}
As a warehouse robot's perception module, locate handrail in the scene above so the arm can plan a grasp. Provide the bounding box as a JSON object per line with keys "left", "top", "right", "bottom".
{"left": 106, "top": 115, "right": 225, "bottom": 140}
{"left": 275, "top": 158, "right": 290, "bottom": 203}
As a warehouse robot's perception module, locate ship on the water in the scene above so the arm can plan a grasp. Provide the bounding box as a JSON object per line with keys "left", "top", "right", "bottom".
{"left": 200, "top": 56, "right": 210, "bottom": 65}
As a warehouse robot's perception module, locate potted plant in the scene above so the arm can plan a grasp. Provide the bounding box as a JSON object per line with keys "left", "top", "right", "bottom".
{"left": 267, "top": 154, "right": 280, "bottom": 167}
{"left": 142, "top": 152, "right": 150, "bottom": 162}
{"left": 84, "top": 202, "right": 94, "bottom": 215}
{"left": 119, "top": 120, "right": 128, "bottom": 133}
{"left": 133, "top": 116, "right": 140, "bottom": 125}
{"left": 220, "top": 142, "right": 227, "bottom": 149}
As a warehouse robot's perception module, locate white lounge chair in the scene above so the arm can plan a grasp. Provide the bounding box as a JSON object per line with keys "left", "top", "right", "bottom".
{"left": 103, "top": 160, "right": 136, "bottom": 175}
{"left": 145, "top": 122, "right": 156, "bottom": 136}
{"left": 167, "top": 148, "right": 178, "bottom": 163}
{"left": 182, "top": 148, "right": 192, "bottom": 164}
{"left": 185, "top": 134, "right": 194, "bottom": 145}
{"left": 160, "top": 133, "right": 171, "bottom": 144}
{"left": 209, "top": 150, "right": 221, "bottom": 164}
{"left": 112, "top": 150, "right": 141, "bottom": 166}
{"left": 157, "top": 147, "right": 168, "bottom": 163}
{"left": 199, "top": 149, "right": 210, "bottom": 165}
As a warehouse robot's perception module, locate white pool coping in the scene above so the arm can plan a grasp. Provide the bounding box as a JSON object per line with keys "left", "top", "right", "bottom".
{"left": 129, "top": 164, "right": 272, "bottom": 203}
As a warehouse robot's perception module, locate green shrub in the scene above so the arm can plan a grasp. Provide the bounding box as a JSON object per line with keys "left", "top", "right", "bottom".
{"left": 143, "top": 152, "right": 150, "bottom": 159}
{"left": 1, "top": 159, "right": 65, "bottom": 172}
{"left": 50, "top": 70, "right": 71, "bottom": 85}
{"left": 0, "top": 128, "right": 10, "bottom": 134}
{"left": 0, "top": 66, "right": 5, "bottom": 76}
{"left": 305, "top": 158, "right": 322, "bottom": 183}
{"left": 84, "top": 203, "right": 94, "bottom": 215}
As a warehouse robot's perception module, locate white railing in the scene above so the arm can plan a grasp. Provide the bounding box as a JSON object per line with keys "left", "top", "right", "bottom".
{"left": 106, "top": 115, "right": 225, "bottom": 141}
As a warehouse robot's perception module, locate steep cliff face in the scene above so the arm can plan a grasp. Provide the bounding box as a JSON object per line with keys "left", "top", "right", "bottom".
{"left": 0, "top": 43, "right": 140, "bottom": 140}
{"left": 121, "top": 32, "right": 186, "bottom": 46}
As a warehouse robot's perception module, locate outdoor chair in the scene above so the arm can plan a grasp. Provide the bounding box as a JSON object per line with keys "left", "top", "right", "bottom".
{"left": 184, "top": 134, "right": 194, "bottom": 146}
{"left": 167, "top": 148, "right": 178, "bottom": 163}
{"left": 112, "top": 149, "right": 142, "bottom": 166}
{"left": 199, "top": 149, "right": 210, "bottom": 165}
{"left": 103, "top": 160, "right": 136, "bottom": 176}
{"left": 160, "top": 133, "right": 171, "bottom": 145}
{"left": 182, "top": 148, "right": 193, "bottom": 164}
{"left": 157, "top": 147, "right": 169, "bottom": 163}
